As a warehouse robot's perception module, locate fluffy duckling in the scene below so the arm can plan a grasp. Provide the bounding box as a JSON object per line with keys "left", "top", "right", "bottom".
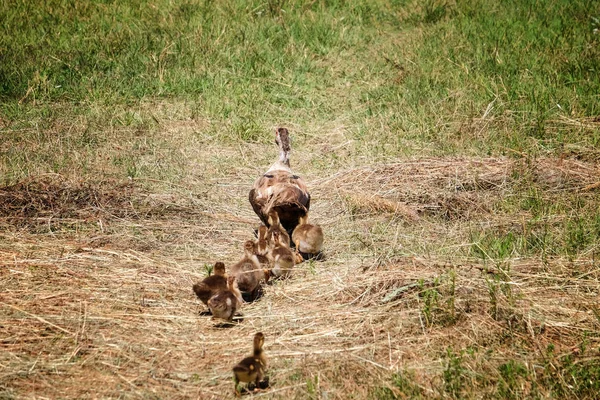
{"left": 233, "top": 332, "right": 267, "bottom": 396}
{"left": 253, "top": 241, "right": 271, "bottom": 272}
{"left": 248, "top": 127, "right": 310, "bottom": 235}
{"left": 253, "top": 225, "right": 271, "bottom": 268}
{"left": 292, "top": 215, "right": 324, "bottom": 258}
{"left": 230, "top": 240, "right": 267, "bottom": 301}
{"left": 192, "top": 262, "right": 228, "bottom": 306}
{"left": 267, "top": 230, "right": 296, "bottom": 278}
{"left": 267, "top": 210, "right": 291, "bottom": 248}
{"left": 207, "top": 276, "right": 243, "bottom": 322}
{"left": 256, "top": 225, "right": 269, "bottom": 256}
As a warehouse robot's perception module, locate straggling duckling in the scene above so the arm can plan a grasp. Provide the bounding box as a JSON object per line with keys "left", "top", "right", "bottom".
{"left": 192, "top": 262, "right": 228, "bottom": 306}
{"left": 291, "top": 214, "right": 324, "bottom": 259}
{"left": 207, "top": 276, "right": 243, "bottom": 322}
{"left": 267, "top": 230, "right": 296, "bottom": 279}
{"left": 233, "top": 332, "right": 268, "bottom": 396}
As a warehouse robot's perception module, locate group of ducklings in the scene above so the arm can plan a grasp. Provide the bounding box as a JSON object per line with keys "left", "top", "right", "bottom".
{"left": 193, "top": 209, "right": 323, "bottom": 321}
{"left": 192, "top": 127, "right": 323, "bottom": 396}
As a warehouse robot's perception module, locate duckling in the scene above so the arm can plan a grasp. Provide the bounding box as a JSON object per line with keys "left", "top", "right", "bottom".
{"left": 267, "top": 210, "right": 291, "bottom": 248}
{"left": 267, "top": 230, "right": 296, "bottom": 278}
{"left": 230, "top": 240, "right": 266, "bottom": 301}
{"left": 292, "top": 214, "right": 324, "bottom": 259}
{"left": 249, "top": 127, "right": 310, "bottom": 236}
{"left": 256, "top": 225, "right": 269, "bottom": 256}
{"left": 207, "top": 276, "right": 243, "bottom": 322}
{"left": 233, "top": 332, "right": 267, "bottom": 397}
{"left": 192, "top": 262, "right": 228, "bottom": 306}
{"left": 251, "top": 231, "right": 272, "bottom": 284}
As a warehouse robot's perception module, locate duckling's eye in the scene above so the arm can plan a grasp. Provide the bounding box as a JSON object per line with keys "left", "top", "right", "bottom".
{"left": 263, "top": 174, "right": 274, "bottom": 178}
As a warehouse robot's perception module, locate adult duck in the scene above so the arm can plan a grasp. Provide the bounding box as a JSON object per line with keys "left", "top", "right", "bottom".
{"left": 248, "top": 127, "right": 310, "bottom": 236}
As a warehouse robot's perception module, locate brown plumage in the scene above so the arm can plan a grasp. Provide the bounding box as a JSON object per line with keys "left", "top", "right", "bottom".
{"left": 266, "top": 210, "right": 291, "bottom": 248}
{"left": 292, "top": 214, "right": 324, "bottom": 256}
{"left": 207, "top": 276, "right": 243, "bottom": 322}
{"left": 251, "top": 231, "right": 272, "bottom": 283}
{"left": 248, "top": 127, "right": 310, "bottom": 235}
{"left": 230, "top": 240, "right": 266, "bottom": 300}
{"left": 233, "top": 332, "right": 267, "bottom": 397}
{"left": 192, "top": 262, "right": 228, "bottom": 305}
{"left": 256, "top": 225, "right": 269, "bottom": 256}
{"left": 267, "top": 230, "right": 296, "bottom": 278}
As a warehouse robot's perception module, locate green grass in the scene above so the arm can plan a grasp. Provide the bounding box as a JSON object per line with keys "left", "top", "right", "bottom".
{"left": 2, "top": 0, "right": 599, "bottom": 169}
{"left": 445, "top": 340, "right": 600, "bottom": 399}
{"left": 2, "top": 0, "right": 600, "bottom": 398}
{"left": 471, "top": 187, "right": 600, "bottom": 262}
{"left": 374, "top": 339, "right": 600, "bottom": 399}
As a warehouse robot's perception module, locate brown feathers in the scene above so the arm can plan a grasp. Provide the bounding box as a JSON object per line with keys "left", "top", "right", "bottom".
{"left": 292, "top": 214, "right": 324, "bottom": 255}
{"left": 256, "top": 225, "right": 269, "bottom": 256}
{"left": 267, "top": 210, "right": 291, "bottom": 248}
{"left": 249, "top": 128, "right": 310, "bottom": 235}
{"left": 191, "top": 127, "right": 325, "bottom": 395}
{"left": 230, "top": 240, "right": 266, "bottom": 300}
{"left": 192, "top": 262, "right": 228, "bottom": 305}
{"left": 233, "top": 332, "right": 267, "bottom": 396}
{"left": 207, "top": 275, "right": 243, "bottom": 322}
{"left": 267, "top": 230, "right": 296, "bottom": 278}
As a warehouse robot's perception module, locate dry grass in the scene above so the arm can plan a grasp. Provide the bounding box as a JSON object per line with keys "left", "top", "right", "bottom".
{"left": 1, "top": 151, "right": 600, "bottom": 399}
{"left": 3, "top": 0, "right": 600, "bottom": 396}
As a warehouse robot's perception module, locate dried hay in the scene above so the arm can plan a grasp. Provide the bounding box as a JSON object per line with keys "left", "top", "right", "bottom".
{"left": 311, "top": 156, "right": 600, "bottom": 223}
{"left": 0, "top": 175, "right": 136, "bottom": 220}
{"left": 1, "top": 156, "right": 600, "bottom": 398}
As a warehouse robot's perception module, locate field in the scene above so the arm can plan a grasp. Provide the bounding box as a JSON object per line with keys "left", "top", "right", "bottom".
{"left": 1, "top": 0, "right": 600, "bottom": 398}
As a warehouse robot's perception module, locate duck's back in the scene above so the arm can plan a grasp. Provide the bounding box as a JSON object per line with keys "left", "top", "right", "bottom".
{"left": 208, "top": 291, "right": 238, "bottom": 320}
{"left": 193, "top": 275, "right": 228, "bottom": 304}
{"left": 292, "top": 224, "right": 324, "bottom": 253}
{"left": 249, "top": 170, "right": 310, "bottom": 233}
{"left": 231, "top": 259, "right": 261, "bottom": 294}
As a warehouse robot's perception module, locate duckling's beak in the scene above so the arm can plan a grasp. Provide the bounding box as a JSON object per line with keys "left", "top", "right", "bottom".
{"left": 263, "top": 269, "right": 271, "bottom": 283}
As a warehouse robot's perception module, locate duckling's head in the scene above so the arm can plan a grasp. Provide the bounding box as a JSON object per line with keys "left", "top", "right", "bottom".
{"left": 298, "top": 214, "right": 309, "bottom": 225}
{"left": 257, "top": 226, "right": 269, "bottom": 255}
{"left": 227, "top": 275, "right": 237, "bottom": 290}
{"left": 213, "top": 262, "right": 226, "bottom": 276}
{"left": 244, "top": 240, "right": 255, "bottom": 256}
{"left": 258, "top": 225, "right": 268, "bottom": 240}
{"left": 263, "top": 269, "right": 271, "bottom": 283}
{"left": 267, "top": 210, "right": 280, "bottom": 226}
{"left": 272, "top": 230, "right": 281, "bottom": 246}
{"left": 253, "top": 332, "right": 265, "bottom": 351}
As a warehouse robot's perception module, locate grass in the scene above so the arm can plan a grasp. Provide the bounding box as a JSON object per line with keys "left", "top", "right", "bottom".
{"left": 1, "top": 0, "right": 600, "bottom": 398}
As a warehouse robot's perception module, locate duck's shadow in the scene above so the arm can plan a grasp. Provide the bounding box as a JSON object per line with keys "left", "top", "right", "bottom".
{"left": 199, "top": 309, "right": 245, "bottom": 328}
{"left": 241, "top": 285, "right": 265, "bottom": 303}
{"left": 240, "top": 377, "right": 270, "bottom": 395}
{"left": 298, "top": 250, "right": 326, "bottom": 262}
